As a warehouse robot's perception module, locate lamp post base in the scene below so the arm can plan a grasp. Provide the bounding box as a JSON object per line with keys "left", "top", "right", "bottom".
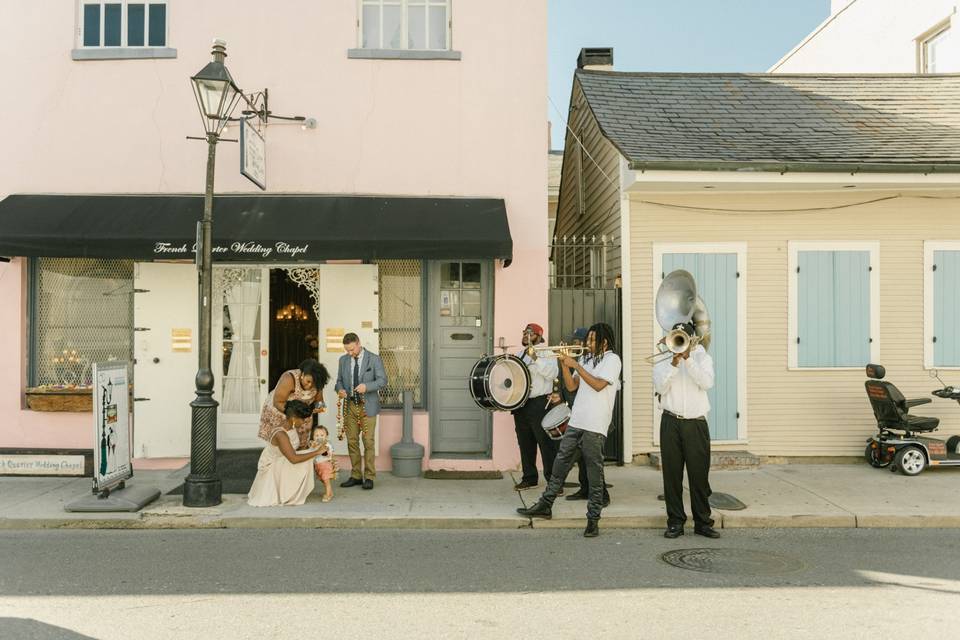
{"left": 182, "top": 475, "right": 223, "bottom": 507}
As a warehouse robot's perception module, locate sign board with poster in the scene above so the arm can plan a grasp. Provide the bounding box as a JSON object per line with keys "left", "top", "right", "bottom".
{"left": 240, "top": 119, "right": 266, "bottom": 191}
{"left": 92, "top": 362, "right": 131, "bottom": 492}
{"left": 66, "top": 361, "right": 160, "bottom": 512}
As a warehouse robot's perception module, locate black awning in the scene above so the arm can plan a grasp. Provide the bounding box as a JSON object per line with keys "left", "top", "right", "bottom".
{"left": 0, "top": 194, "right": 512, "bottom": 262}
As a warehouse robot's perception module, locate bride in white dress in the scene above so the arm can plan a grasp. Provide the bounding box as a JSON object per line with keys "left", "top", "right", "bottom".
{"left": 248, "top": 400, "right": 320, "bottom": 507}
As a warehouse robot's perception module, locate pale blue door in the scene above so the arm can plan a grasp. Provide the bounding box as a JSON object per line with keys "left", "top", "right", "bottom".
{"left": 661, "top": 253, "right": 738, "bottom": 441}
{"left": 934, "top": 250, "right": 960, "bottom": 367}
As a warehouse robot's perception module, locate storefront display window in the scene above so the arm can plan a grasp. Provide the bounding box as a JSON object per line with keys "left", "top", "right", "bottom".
{"left": 30, "top": 258, "right": 134, "bottom": 388}
{"left": 376, "top": 259, "right": 424, "bottom": 407}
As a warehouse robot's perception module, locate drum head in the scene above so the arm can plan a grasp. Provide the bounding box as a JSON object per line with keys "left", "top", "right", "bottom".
{"left": 542, "top": 403, "right": 571, "bottom": 429}
{"left": 488, "top": 356, "right": 530, "bottom": 410}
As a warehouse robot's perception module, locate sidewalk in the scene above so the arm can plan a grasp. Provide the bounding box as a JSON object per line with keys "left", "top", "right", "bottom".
{"left": 2, "top": 462, "right": 959, "bottom": 530}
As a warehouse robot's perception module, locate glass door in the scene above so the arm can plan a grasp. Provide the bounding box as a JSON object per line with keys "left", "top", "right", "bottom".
{"left": 214, "top": 267, "right": 270, "bottom": 448}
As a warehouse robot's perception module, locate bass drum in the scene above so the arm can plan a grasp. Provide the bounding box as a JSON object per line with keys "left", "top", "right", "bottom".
{"left": 469, "top": 355, "right": 531, "bottom": 411}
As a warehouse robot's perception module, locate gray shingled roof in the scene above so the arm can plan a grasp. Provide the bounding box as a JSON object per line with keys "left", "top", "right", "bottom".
{"left": 576, "top": 71, "right": 960, "bottom": 172}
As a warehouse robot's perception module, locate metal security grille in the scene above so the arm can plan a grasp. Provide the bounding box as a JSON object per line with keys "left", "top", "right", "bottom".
{"left": 375, "top": 259, "right": 423, "bottom": 407}
{"left": 31, "top": 258, "right": 134, "bottom": 387}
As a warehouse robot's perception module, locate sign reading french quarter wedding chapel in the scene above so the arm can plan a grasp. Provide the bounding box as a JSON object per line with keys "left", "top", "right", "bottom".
{"left": 240, "top": 118, "right": 266, "bottom": 191}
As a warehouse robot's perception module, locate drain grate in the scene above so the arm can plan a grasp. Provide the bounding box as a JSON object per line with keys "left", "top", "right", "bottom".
{"left": 661, "top": 548, "right": 805, "bottom": 576}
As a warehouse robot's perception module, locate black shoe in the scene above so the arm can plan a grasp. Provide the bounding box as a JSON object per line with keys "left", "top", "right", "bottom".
{"left": 583, "top": 518, "right": 599, "bottom": 538}
{"left": 664, "top": 525, "right": 684, "bottom": 539}
{"left": 340, "top": 477, "right": 362, "bottom": 488}
{"left": 514, "top": 481, "right": 538, "bottom": 491}
{"left": 694, "top": 525, "right": 720, "bottom": 539}
{"left": 516, "top": 501, "right": 552, "bottom": 519}
{"left": 362, "top": 479, "right": 374, "bottom": 490}
{"left": 565, "top": 490, "right": 588, "bottom": 501}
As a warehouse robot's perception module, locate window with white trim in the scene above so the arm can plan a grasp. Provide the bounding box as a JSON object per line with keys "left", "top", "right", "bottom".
{"left": 919, "top": 20, "right": 955, "bottom": 73}
{"left": 360, "top": 0, "right": 451, "bottom": 50}
{"left": 79, "top": 1, "right": 167, "bottom": 48}
{"left": 788, "top": 242, "right": 879, "bottom": 369}
{"left": 924, "top": 242, "right": 960, "bottom": 368}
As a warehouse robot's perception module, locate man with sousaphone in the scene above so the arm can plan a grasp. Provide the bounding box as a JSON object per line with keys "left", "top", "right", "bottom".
{"left": 650, "top": 269, "right": 720, "bottom": 539}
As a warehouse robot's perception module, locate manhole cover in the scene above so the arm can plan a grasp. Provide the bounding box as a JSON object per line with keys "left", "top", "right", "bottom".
{"left": 661, "top": 548, "right": 805, "bottom": 576}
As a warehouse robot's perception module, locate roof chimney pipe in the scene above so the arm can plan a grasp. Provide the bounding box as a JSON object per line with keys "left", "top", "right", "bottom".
{"left": 577, "top": 47, "right": 614, "bottom": 71}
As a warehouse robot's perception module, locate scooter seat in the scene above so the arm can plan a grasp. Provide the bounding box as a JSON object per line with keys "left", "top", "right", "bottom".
{"left": 901, "top": 415, "right": 940, "bottom": 432}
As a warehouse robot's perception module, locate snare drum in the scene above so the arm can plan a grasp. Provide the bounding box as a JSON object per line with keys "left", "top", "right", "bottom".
{"left": 469, "top": 354, "right": 531, "bottom": 411}
{"left": 541, "top": 403, "right": 571, "bottom": 440}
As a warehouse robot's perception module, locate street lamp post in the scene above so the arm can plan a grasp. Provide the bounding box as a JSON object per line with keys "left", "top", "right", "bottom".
{"left": 183, "top": 39, "right": 242, "bottom": 507}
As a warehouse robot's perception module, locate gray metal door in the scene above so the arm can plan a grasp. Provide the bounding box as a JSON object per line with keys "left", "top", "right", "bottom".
{"left": 428, "top": 261, "right": 493, "bottom": 457}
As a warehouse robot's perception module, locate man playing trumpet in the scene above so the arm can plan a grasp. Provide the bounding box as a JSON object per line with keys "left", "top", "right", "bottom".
{"left": 653, "top": 321, "right": 720, "bottom": 539}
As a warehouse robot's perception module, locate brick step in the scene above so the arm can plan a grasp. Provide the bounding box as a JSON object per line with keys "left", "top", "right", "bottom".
{"left": 648, "top": 450, "right": 760, "bottom": 470}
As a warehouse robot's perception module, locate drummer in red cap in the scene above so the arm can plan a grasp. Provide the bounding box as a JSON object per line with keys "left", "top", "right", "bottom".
{"left": 512, "top": 322, "right": 559, "bottom": 491}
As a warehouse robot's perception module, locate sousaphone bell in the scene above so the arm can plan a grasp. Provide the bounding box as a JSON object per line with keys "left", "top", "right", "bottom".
{"left": 645, "top": 269, "right": 711, "bottom": 363}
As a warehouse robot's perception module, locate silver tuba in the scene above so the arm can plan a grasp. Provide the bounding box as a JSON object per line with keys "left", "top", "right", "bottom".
{"left": 645, "top": 269, "right": 711, "bottom": 363}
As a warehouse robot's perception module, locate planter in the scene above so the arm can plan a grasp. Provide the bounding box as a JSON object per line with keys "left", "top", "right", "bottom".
{"left": 25, "top": 388, "right": 93, "bottom": 412}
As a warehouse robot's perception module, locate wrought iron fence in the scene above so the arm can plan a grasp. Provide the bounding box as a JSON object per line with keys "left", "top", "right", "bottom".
{"left": 550, "top": 235, "right": 619, "bottom": 289}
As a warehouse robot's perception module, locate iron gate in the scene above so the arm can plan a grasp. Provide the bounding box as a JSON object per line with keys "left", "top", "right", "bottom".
{"left": 548, "top": 236, "right": 623, "bottom": 463}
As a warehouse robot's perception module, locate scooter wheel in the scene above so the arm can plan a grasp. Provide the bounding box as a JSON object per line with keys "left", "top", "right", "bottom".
{"left": 893, "top": 446, "right": 927, "bottom": 477}
{"left": 947, "top": 435, "right": 960, "bottom": 456}
{"left": 864, "top": 443, "right": 890, "bottom": 468}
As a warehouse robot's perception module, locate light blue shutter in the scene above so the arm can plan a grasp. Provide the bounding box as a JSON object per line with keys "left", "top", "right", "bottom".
{"left": 662, "top": 253, "right": 738, "bottom": 441}
{"left": 934, "top": 250, "right": 960, "bottom": 367}
{"left": 797, "top": 250, "right": 870, "bottom": 367}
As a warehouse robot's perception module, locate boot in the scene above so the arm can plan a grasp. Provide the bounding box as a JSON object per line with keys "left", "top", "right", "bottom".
{"left": 583, "top": 518, "right": 599, "bottom": 538}
{"left": 516, "top": 500, "right": 552, "bottom": 519}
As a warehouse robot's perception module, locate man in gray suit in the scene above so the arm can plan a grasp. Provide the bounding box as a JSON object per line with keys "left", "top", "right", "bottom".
{"left": 336, "top": 332, "right": 388, "bottom": 490}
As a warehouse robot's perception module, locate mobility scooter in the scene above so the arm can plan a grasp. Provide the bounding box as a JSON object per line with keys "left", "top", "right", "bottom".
{"left": 863, "top": 363, "right": 960, "bottom": 476}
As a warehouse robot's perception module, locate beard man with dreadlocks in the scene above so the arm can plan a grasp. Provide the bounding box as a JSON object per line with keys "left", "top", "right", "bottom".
{"left": 517, "top": 323, "right": 621, "bottom": 538}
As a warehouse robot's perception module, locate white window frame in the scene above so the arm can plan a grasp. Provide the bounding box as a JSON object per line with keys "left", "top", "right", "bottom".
{"left": 917, "top": 15, "right": 953, "bottom": 73}
{"left": 651, "top": 242, "right": 748, "bottom": 446}
{"left": 358, "top": 0, "right": 452, "bottom": 51}
{"left": 924, "top": 240, "right": 960, "bottom": 370}
{"left": 76, "top": 1, "right": 169, "bottom": 49}
{"left": 788, "top": 241, "right": 880, "bottom": 370}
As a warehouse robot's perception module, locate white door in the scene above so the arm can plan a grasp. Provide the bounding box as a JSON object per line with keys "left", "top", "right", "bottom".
{"left": 133, "top": 262, "right": 198, "bottom": 458}
{"left": 315, "top": 264, "right": 379, "bottom": 456}
{"left": 213, "top": 267, "right": 271, "bottom": 449}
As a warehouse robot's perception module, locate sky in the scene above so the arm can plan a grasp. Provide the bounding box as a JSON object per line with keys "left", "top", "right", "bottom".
{"left": 549, "top": 0, "right": 832, "bottom": 149}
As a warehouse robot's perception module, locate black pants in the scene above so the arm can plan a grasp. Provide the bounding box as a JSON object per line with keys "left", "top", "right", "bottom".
{"left": 513, "top": 396, "right": 556, "bottom": 484}
{"left": 660, "top": 412, "right": 713, "bottom": 528}
{"left": 540, "top": 428, "right": 607, "bottom": 519}
{"left": 571, "top": 451, "right": 610, "bottom": 502}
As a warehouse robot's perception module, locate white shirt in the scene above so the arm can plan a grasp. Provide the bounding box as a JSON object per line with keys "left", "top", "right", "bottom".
{"left": 653, "top": 345, "right": 714, "bottom": 419}
{"left": 520, "top": 349, "right": 559, "bottom": 398}
{"left": 569, "top": 351, "right": 622, "bottom": 435}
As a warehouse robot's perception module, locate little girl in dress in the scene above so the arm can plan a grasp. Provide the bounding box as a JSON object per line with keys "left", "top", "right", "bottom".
{"left": 310, "top": 425, "right": 336, "bottom": 503}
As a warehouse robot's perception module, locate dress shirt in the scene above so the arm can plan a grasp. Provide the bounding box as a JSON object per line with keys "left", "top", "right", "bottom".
{"left": 520, "top": 349, "right": 559, "bottom": 398}
{"left": 653, "top": 345, "right": 714, "bottom": 419}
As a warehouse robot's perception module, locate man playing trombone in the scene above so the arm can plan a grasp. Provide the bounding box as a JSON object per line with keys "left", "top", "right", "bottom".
{"left": 653, "top": 321, "right": 720, "bottom": 539}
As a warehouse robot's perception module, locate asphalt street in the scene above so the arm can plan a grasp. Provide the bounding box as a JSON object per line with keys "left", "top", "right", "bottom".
{"left": 1, "top": 528, "right": 958, "bottom": 639}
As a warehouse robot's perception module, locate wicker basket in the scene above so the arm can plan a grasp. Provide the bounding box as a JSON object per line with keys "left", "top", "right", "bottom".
{"left": 25, "top": 388, "right": 94, "bottom": 412}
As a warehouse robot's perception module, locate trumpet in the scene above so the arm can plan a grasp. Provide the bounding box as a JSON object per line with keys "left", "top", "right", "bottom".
{"left": 525, "top": 343, "right": 586, "bottom": 359}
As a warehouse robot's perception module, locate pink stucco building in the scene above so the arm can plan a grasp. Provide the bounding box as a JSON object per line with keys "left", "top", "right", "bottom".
{"left": 0, "top": 0, "right": 548, "bottom": 474}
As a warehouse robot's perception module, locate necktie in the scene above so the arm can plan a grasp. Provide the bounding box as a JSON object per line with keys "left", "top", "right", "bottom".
{"left": 353, "top": 356, "right": 360, "bottom": 395}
